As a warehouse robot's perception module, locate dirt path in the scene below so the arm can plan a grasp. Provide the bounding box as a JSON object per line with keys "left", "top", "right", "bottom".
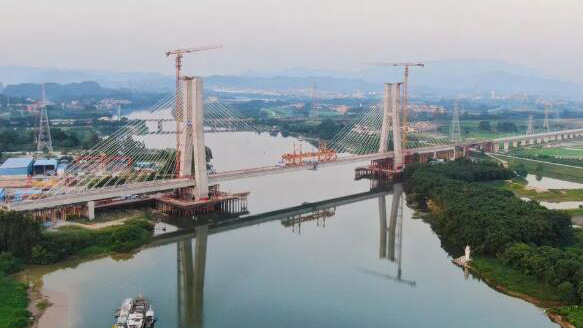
{"left": 55, "top": 217, "right": 129, "bottom": 230}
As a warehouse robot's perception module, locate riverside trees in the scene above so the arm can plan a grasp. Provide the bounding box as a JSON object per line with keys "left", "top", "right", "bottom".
{"left": 404, "top": 159, "right": 582, "bottom": 305}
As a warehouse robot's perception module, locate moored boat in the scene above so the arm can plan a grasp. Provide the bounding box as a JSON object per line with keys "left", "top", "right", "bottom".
{"left": 113, "top": 295, "right": 156, "bottom": 328}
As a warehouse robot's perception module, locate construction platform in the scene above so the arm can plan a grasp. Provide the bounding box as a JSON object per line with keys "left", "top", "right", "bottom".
{"left": 355, "top": 158, "right": 402, "bottom": 181}
{"left": 152, "top": 185, "right": 249, "bottom": 217}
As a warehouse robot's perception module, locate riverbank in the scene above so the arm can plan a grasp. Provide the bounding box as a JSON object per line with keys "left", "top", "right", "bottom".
{"left": 459, "top": 258, "right": 577, "bottom": 328}
{"left": 404, "top": 159, "right": 582, "bottom": 327}
{"left": 492, "top": 154, "right": 583, "bottom": 184}
{"left": 0, "top": 210, "right": 156, "bottom": 328}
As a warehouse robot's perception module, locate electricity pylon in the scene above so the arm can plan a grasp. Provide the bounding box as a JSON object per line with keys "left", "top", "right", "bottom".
{"left": 37, "top": 83, "right": 53, "bottom": 152}
{"left": 527, "top": 114, "right": 534, "bottom": 135}
{"left": 543, "top": 105, "right": 550, "bottom": 132}
{"left": 449, "top": 100, "right": 461, "bottom": 142}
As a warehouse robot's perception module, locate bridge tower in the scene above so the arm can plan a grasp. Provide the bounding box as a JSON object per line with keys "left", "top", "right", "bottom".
{"left": 178, "top": 77, "right": 209, "bottom": 199}
{"left": 378, "top": 83, "right": 404, "bottom": 170}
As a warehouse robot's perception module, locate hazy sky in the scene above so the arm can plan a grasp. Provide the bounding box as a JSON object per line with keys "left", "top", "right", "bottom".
{"left": 2, "top": 0, "right": 583, "bottom": 81}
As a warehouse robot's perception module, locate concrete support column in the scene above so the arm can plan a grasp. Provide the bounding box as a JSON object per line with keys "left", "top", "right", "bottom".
{"left": 536, "top": 138, "right": 541, "bottom": 144}
{"left": 520, "top": 139, "right": 527, "bottom": 146}
{"left": 512, "top": 141, "right": 518, "bottom": 148}
{"left": 503, "top": 141, "right": 509, "bottom": 151}
{"left": 87, "top": 201, "right": 95, "bottom": 220}
{"left": 181, "top": 77, "right": 209, "bottom": 199}
{"left": 378, "top": 84, "right": 392, "bottom": 154}
{"left": 388, "top": 83, "right": 404, "bottom": 169}
{"left": 493, "top": 143, "right": 500, "bottom": 153}
{"left": 529, "top": 138, "right": 534, "bottom": 145}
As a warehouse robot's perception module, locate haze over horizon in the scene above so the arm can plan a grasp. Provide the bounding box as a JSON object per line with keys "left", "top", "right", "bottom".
{"left": 2, "top": 0, "right": 583, "bottom": 82}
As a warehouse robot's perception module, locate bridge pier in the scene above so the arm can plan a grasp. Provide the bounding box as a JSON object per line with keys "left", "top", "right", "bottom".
{"left": 512, "top": 141, "right": 518, "bottom": 148}
{"left": 529, "top": 138, "right": 534, "bottom": 145}
{"left": 503, "top": 141, "right": 509, "bottom": 151}
{"left": 86, "top": 201, "right": 95, "bottom": 220}
{"left": 493, "top": 143, "right": 500, "bottom": 153}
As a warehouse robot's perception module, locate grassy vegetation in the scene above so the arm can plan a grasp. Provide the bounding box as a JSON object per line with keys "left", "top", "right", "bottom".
{"left": 0, "top": 211, "right": 156, "bottom": 328}
{"left": 513, "top": 147, "right": 583, "bottom": 158}
{"left": 549, "top": 306, "right": 583, "bottom": 327}
{"left": 0, "top": 276, "right": 30, "bottom": 328}
{"left": 503, "top": 180, "right": 583, "bottom": 202}
{"left": 472, "top": 257, "right": 564, "bottom": 305}
{"left": 565, "top": 208, "right": 583, "bottom": 217}
{"left": 31, "top": 218, "right": 154, "bottom": 264}
{"left": 494, "top": 155, "right": 583, "bottom": 183}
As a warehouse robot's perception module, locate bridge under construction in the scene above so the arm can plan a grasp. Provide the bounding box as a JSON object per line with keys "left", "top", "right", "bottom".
{"left": 4, "top": 57, "right": 583, "bottom": 220}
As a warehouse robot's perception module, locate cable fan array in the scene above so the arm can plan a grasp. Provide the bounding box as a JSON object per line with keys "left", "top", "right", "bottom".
{"left": 327, "top": 103, "right": 454, "bottom": 156}
{"left": 26, "top": 88, "right": 258, "bottom": 202}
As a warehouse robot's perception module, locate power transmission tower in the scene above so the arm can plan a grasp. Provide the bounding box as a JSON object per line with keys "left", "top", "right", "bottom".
{"left": 527, "top": 114, "right": 534, "bottom": 135}
{"left": 311, "top": 82, "right": 318, "bottom": 117}
{"left": 37, "top": 84, "right": 53, "bottom": 152}
{"left": 449, "top": 100, "right": 461, "bottom": 142}
{"left": 543, "top": 105, "right": 550, "bottom": 132}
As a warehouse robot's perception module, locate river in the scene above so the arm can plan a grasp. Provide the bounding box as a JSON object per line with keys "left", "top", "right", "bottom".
{"left": 24, "top": 132, "right": 557, "bottom": 328}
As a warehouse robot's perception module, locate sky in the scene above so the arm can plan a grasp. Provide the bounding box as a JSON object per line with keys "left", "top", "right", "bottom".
{"left": 2, "top": 0, "right": 583, "bottom": 81}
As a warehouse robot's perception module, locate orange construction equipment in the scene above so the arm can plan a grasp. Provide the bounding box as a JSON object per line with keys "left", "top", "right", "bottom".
{"left": 281, "top": 141, "right": 337, "bottom": 166}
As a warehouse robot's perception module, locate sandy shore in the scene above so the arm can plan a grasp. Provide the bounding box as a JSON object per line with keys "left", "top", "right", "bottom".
{"left": 33, "top": 288, "right": 69, "bottom": 328}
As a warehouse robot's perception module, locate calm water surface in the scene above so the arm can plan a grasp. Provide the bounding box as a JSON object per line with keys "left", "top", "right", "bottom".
{"left": 26, "top": 132, "right": 556, "bottom": 328}
{"left": 525, "top": 174, "right": 583, "bottom": 190}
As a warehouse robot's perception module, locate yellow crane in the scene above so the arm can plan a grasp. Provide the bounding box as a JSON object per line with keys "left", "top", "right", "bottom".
{"left": 366, "top": 62, "right": 424, "bottom": 148}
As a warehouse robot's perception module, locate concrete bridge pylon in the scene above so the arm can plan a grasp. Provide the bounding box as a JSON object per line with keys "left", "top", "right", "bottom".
{"left": 179, "top": 77, "right": 209, "bottom": 199}
{"left": 378, "top": 83, "right": 404, "bottom": 170}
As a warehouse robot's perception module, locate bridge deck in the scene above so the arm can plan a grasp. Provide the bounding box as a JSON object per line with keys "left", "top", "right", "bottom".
{"left": 8, "top": 128, "right": 583, "bottom": 213}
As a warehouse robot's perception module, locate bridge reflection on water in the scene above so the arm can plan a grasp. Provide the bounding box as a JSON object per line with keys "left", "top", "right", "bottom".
{"left": 170, "top": 182, "right": 409, "bottom": 328}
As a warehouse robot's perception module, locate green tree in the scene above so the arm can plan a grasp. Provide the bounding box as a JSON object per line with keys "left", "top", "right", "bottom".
{"left": 478, "top": 120, "right": 491, "bottom": 131}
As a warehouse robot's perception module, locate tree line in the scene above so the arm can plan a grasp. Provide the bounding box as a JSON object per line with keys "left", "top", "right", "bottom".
{"left": 404, "top": 159, "right": 581, "bottom": 303}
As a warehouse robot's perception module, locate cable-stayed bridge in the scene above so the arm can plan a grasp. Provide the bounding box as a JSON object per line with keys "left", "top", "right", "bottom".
{"left": 5, "top": 78, "right": 583, "bottom": 219}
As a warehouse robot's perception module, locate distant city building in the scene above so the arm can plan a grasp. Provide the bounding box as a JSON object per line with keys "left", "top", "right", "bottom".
{"left": 0, "top": 82, "right": 4, "bottom": 94}
{"left": 97, "top": 98, "right": 131, "bottom": 110}
{"left": 335, "top": 105, "right": 351, "bottom": 114}
{"left": 409, "top": 104, "right": 447, "bottom": 114}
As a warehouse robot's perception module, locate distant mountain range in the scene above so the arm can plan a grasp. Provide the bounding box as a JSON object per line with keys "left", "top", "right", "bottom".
{"left": 4, "top": 81, "right": 124, "bottom": 100}
{"left": 1, "top": 59, "right": 583, "bottom": 99}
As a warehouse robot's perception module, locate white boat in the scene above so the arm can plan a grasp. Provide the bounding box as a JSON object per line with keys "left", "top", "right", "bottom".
{"left": 114, "top": 298, "right": 133, "bottom": 327}
{"left": 126, "top": 313, "right": 145, "bottom": 328}
{"left": 113, "top": 295, "right": 156, "bottom": 328}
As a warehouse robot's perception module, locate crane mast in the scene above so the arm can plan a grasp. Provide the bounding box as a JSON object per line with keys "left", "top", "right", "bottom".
{"left": 165, "top": 45, "right": 222, "bottom": 177}
{"left": 366, "top": 62, "right": 424, "bottom": 149}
